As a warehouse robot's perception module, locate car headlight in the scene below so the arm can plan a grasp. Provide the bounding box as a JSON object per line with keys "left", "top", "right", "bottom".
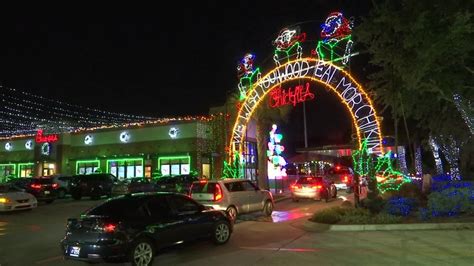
{"left": 0, "top": 197, "right": 11, "bottom": 203}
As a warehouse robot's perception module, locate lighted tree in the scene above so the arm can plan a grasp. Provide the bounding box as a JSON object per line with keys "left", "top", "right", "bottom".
{"left": 267, "top": 124, "right": 287, "bottom": 179}
{"left": 355, "top": 0, "right": 473, "bottom": 177}
{"left": 222, "top": 152, "right": 244, "bottom": 179}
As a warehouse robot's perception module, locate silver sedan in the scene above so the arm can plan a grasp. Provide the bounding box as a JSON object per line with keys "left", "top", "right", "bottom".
{"left": 0, "top": 183, "right": 37, "bottom": 212}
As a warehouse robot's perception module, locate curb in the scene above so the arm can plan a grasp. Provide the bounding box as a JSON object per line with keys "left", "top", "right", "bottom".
{"left": 274, "top": 196, "right": 291, "bottom": 203}
{"left": 303, "top": 221, "right": 474, "bottom": 232}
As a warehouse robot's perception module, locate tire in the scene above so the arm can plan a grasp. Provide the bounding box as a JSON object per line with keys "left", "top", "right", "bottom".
{"left": 90, "top": 188, "right": 102, "bottom": 200}
{"left": 57, "top": 188, "right": 67, "bottom": 199}
{"left": 332, "top": 185, "right": 338, "bottom": 198}
{"left": 72, "top": 192, "right": 82, "bottom": 200}
{"left": 226, "top": 206, "right": 238, "bottom": 222}
{"left": 129, "top": 238, "right": 155, "bottom": 266}
{"left": 263, "top": 200, "right": 273, "bottom": 217}
{"left": 212, "top": 221, "right": 231, "bottom": 245}
{"left": 292, "top": 197, "right": 299, "bottom": 202}
{"left": 323, "top": 189, "right": 330, "bottom": 203}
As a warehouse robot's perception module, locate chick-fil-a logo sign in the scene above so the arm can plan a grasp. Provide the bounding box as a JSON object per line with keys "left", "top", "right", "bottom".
{"left": 269, "top": 82, "right": 315, "bottom": 108}
{"left": 35, "top": 129, "right": 59, "bottom": 143}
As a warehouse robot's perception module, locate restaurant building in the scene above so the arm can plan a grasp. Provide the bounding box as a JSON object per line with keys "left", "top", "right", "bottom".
{"left": 0, "top": 117, "right": 220, "bottom": 181}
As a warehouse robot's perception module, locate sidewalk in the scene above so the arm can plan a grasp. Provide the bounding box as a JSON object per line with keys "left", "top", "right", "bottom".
{"left": 272, "top": 191, "right": 291, "bottom": 202}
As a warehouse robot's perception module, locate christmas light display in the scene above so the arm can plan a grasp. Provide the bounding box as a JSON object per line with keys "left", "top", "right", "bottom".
{"left": 268, "top": 82, "right": 315, "bottom": 108}
{"left": 229, "top": 57, "right": 383, "bottom": 159}
{"left": 168, "top": 127, "right": 179, "bottom": 139}
{"left": 352, "top": 139, "right": 411, "bottom": 193}
{"left": 267, "top": 124, "right": 287, "bottom": 179}
{"left": 316, "top": 12, "right": 354, "bottom": 66}
{"left": 119, "top": 131, "right": 131, "bottom": 143}
{"left": 223, "top": 152, "right": 244, "bottom": 179}
{"left": 41, "top": 142, "right": 51, "bottom": 156}
{"left": 4, "top": 142, "right": 12, "bottom": 151}
{"left": 415, "top": 146, "right": 423, "bottom": 176}
{"left": 237, "top": 53, "right": 261, "bottom": 100}
{"left": 84, "top": 135, "right": 94, "bottom": 145}
{"left": 273, "top": 28, "right": 306, "bottom": 66}
{"left": 428, "top": 135, "right": 443, "bottom": 175}
{"left": 397, "top": 146, "right": 408, "bottom": 174}
{"left": 0, "top": 86, "right": 155, "bottom": 137}
{"left": 25, "top": 140, "right": 33, "bottom": 150}
{"left": 437, "top": 135, "right": 461, "bottom": 180}
{"left": 453, "top": 93, "right": 473, "bottom": 135}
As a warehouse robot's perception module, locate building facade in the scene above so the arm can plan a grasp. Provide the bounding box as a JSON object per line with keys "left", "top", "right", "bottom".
{"left": 0, "top": 119, "right": 216, "bottom": 181}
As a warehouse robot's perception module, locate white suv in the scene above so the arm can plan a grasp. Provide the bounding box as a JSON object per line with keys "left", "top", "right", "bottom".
{"left": 190, "top": 179, "right": 274, "bottom": 221}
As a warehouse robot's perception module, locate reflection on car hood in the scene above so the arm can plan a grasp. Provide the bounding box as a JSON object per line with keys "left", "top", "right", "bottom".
{"left": 0, "top": 192, "right": 35, "bottom": 200}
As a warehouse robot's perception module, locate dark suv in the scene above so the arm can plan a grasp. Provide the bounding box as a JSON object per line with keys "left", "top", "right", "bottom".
{"left": 69, "top": 174, "right": 117, "bottom": 200}
{"left": 155, "top": 175, "right": 199, "bottom": 195}
{"left": 10, "top": 177, "right": 58, "bottom": 203}
{"left": 61, "top": 193, "right": 232, "bottom": 265}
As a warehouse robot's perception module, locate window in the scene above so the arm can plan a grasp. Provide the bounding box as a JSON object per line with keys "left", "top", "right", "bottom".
{"left": 76, "top": 161, "right": 100, "bottom": 175}
{"left": 42, "top": 162, "right": 55, "bottom": 176}
{"left": 145, "top": 197, "right": 172, "bottom": 218}
{"left": 18, "top": 163, "right": 34, "bottom": 178}
{"left": 108, "top": 159, "right": 143, "bottom": 180}
{"left": 167, "top": 195, "right": 200, "bottom": 214}
{"left": 158, "top": 156, "right": 190, "bottom": 176}
{"left": 202, "top": 163, "right": 210, "bottom": 179}
{"left": 242, "top": 181, "right": 257, "bottom": 191}
{"left": 88, "top": 198, "right": 146, "bottom": 217}
{"left": 224, "top": 181, "right": 245, "bottom": 192}
{"left": 0, "top": 164, "right": 16, "bottom": 179}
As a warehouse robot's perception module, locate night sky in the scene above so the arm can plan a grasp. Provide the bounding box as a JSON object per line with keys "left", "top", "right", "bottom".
{"left": 0, "top": 1, "right": 376, "bottom": 150}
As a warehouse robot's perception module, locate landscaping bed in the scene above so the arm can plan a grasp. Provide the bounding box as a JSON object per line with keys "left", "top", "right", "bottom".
{"left": 310, "top": 176, "right": 474, "bottom": 226}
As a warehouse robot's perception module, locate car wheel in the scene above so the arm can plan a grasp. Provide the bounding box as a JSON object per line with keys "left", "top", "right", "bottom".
{"left": 226, "top": 206, "right": 238, "bottom": 222}
{"left": 91, "top": 188, "right": 102, "bottom": 200}
{"left": 57, "top": 188, "right": 66, "bottom": 199}
{"left": 292, "top": 197, "right": 299, "bottom": 202}
{"left": 263, "top": 200, "right": 273, "bottom": 216}
{"left": 332, "top": 185, "right": 338, "bottom": 198}
{"left": 324, "top": 189, "right": 330, "bottom": 203}
{"left": 72, "top": 192, "right": 82, "bottom": 200}
{"left": 130, "top": 238, "right": 155, "bottom": 266}
{"left": 212, "top": 221, "right": 231, "bottom": 245}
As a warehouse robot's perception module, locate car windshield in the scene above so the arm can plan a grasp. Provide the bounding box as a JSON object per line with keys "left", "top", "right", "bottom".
{"left": 191, "top": 182, "right": 216, "bottom": 194}
{"left": 0, "top": 184, "right": 21, "bottom": 193}
{"left": 297, "top": 176, "right": 323, "bottom": 184}
{"left": 32, "top": 178, "right": 53, "bottom": 184}
{"left": 87, "top": 198, "right": 145, "bottom": 217}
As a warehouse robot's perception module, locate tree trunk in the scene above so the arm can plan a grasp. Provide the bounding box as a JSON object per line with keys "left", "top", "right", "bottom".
{"left": 256, "top": 121, "right": 269, "bottom": 189}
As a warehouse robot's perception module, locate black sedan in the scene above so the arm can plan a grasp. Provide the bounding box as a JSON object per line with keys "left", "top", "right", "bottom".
{"left": 60, "top": 192, "right": 232, "bottom": 265}
{"left": 155, "top": 175, "right": 199, "bottom": 194}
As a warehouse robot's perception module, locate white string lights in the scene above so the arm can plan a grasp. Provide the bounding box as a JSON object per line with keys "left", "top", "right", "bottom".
{"left": 0, "top": 86, "right": 157, "bottom": 137}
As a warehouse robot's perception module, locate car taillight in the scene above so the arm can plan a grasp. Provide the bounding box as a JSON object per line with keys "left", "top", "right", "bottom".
{"left": 291, "top": 185, "right": 301, "bottom": 190}
{"left": 30, "top": 184, "right": 42, "bottom": 189}
{"left": 214, "top": 184, "right": 222, "bottom": 201}
{"left": 103, "top": 223, "right": 117, "bottom": 233}
{"left": 342, "top": 176, "right": 349, "bottom": 183}
{"left": 312, "top": 185, "right": 322, "bottom": 190}
{"left": 52, "top": 183, "right": 58, "bottom": 189}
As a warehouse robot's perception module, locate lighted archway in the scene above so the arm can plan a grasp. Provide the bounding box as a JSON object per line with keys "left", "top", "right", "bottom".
{"left": 229, "top": 57, "right": 383, "bottom": 158}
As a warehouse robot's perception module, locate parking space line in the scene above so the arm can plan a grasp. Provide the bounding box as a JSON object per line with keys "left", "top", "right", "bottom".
{"left": 35, "top": 256, "right": 63, "bottom": 264}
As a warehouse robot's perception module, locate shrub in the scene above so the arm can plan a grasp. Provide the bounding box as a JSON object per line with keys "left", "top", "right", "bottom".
{"left": 339, "top": 208, "right": 370, "bottom": 224}
{"left": 372, "top": 213, "right": 402, "bottom": 224}
{"left": 311, "top": 207, "right": 342, "bottom": 224}
{"left": 361, "top": 196, "right": 386, "bottom": 214}
{"left": 398, "top": 182, "right": 422, "bottom": 199}
{"left": 384, "top": 196, "right": 416, "bottom": 217}
{"left": 341, "top": 200, "right": 353, "bottom": 208}
{"left": 426, "top": 186, "right": 474, "bottom": 217}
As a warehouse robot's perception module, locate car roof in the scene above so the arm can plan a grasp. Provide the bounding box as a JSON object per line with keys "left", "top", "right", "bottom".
{"left": 193, "top": 178, "right": 249, "bottom": 183}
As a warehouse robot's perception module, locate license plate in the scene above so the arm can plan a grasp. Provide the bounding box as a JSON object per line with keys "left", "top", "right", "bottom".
{"left": 44, "top": 190, "right": 50, "bottom": 195}
{"left": 69, "top": 246, "right": 80, "bottom": 257}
